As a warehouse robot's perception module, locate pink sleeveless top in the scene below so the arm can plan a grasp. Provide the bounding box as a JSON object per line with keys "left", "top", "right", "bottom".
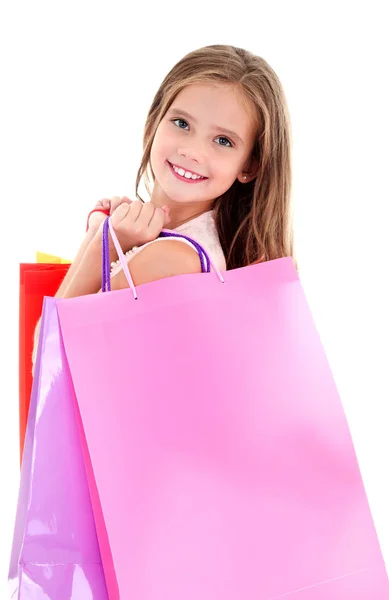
{"left": 110, "top": 209, "right": 227, "bottom": 278}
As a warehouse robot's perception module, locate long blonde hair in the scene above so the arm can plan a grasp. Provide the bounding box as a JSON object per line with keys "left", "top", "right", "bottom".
{"left": 135, "top": 44, "right": 298, "bottom": 272}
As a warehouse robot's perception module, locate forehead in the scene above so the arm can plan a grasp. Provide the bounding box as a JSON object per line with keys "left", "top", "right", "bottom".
{"left": 170, "top": 83, "right": 256, "bottom": 140}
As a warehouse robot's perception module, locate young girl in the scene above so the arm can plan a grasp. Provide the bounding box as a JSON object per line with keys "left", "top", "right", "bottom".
{"left": 32, "top": 43, "right": 297, "bottom": 368}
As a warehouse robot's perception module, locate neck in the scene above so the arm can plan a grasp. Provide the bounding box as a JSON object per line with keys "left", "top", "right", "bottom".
{"left": 150, "top": 182, "right": 214, "bottom": 229}
{"left": 168, "top": 207, "right": 210, "bottom": 229}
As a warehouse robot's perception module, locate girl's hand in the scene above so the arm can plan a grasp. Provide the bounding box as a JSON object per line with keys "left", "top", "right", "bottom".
{"left": 88, "top": 196, "right": 132, "bottom": 231}
{"left": 109, "top": 200, "right": 171, "bottom": 252}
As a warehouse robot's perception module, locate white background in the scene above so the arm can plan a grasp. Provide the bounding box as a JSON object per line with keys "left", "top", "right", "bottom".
{"left": 1, "top": 1, "right": 388, "bottom": 596}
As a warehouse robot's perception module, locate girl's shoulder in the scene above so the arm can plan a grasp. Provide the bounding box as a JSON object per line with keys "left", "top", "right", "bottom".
{"left": 110, "top": 209, "right": 227, "bottom": 277}
{"left": 174, "top": 210, "right": 227, "bottom": 272}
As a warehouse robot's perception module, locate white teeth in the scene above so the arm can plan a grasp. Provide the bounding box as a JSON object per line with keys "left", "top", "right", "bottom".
{"left": 172, "top": 164, "right": 204, "bottom": 180}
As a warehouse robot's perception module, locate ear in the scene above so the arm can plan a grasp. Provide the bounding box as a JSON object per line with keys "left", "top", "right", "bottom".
{"left": 237, "top": 171, "right": 257, "bottom": 184}
{"left": 237, "top": 156, "right": 259, "bottom": 184}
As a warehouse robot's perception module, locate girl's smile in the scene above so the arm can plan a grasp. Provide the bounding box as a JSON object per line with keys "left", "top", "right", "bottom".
{"left": 167, "top": 160, "right": 209, "bottom": 184}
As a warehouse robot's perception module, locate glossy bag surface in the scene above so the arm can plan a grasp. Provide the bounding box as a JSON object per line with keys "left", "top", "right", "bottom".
{"left": 19, "top": 262, "right": 70, "bottom": 460}
{"left": 9, "top": 296, "right": 108, "bottom": 599}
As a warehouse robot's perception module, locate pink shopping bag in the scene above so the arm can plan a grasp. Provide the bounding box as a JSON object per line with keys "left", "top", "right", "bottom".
{"left": 9, "top": 296, "right": 108, "bottom": 599}
{"left": 55, "top": 217, "right": 389, "bottom": 599}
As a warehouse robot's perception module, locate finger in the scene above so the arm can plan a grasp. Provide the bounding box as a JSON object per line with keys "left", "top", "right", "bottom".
{"left": 110, "top": 196, "right": 122, "bottom": 215}
{"left": 148, "top": 206, "right": 165, "bottom": 237}
{"left": 110, "top": 196, "right": 133, "bottom": 215}
{"left": 138, "top": 202, "right": 156, "bottom": 228}
{"left": 101, "top": 199, "right": 111, "bottom": 209}
{"left": 162, "top": 205, "right": 171, "bottom": 226}
{"left": 129, "top": 200, "right": 145, "bottom": 221}
{"left": 110, "top": 202, "right": 131, "bottom": 227}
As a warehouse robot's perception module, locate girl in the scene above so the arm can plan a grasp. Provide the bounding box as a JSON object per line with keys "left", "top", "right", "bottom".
{"left": 32, "top": 43, "right": 297, "bottom": 369}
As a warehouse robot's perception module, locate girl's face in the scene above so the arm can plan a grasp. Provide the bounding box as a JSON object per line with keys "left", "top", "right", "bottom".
{"left": 150, "top": 83, "right": 257, "bottom": 211}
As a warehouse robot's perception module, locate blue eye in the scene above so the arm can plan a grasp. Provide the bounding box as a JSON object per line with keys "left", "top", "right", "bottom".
{"left": 172, "top": 118, "right": 189, "bottom": 130}
{"left": 215, "top": 136, "right": 233, "bottom": 148}
{"left": 170, "top": 118, "right": 234, "bottom": 148}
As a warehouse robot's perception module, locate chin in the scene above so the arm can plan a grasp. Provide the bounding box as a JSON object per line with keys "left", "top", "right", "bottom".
{"left": 164, "top": 192, "right": 200, "bottom": 205}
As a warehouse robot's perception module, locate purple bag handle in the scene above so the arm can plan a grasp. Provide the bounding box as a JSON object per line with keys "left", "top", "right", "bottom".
{"left": 102, "top": 219, "right": 210, "bottom": 292}
{"left": 159, "top": 230, "right": 211, "bottom": 273}
{"left": 102, "top": 217, "right": 224, "bottom": 299}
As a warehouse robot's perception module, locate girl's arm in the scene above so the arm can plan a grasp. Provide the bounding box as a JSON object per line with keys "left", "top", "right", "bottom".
{"left": 61, "top": 226, "right": 202, "bottom": 298}
{"left": 55, "top": 197, "right": 130, "bottom": 297}
{"left": 31, "top": 221, "right": 118, "bottom": 372}
{"left": 55, "top": 225, "right": 102, "bottom": 299}
{"left": 108, "top": 239, "right": 202, "bottom": 291}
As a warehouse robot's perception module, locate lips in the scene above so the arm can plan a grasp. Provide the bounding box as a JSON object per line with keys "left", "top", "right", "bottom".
{"left": 168, "top": 161, "right": 207, "bottom": 179}
{"left": 166, "top": 160, "right": 208, "bottom": 185}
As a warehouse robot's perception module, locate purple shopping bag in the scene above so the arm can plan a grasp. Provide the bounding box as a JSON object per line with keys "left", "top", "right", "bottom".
{"left": 9, "top": 228, "right": 212, "bottom": 600}
{"left": 9, "top": 296, "right": 108, "bottom": 599}
{"left": 53, "top": 218, "right": 389, "bottom": 599}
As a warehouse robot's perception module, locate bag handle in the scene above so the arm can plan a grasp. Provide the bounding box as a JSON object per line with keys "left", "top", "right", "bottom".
{"left": 158, "top": 230, "right": 210, "bottom": 273}
{"left": 102, "top": 217, "right": 224, "bottom": 299}
{"left": 102, "top": 219, "right": 211, "bottom": 295}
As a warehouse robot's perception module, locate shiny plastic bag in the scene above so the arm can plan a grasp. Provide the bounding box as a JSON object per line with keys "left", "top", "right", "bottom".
{"left": 9, "top": 295, "right": 108, "bottom": 599}
{"left": 19, "top": 262, "right": 70, "bottom": 461}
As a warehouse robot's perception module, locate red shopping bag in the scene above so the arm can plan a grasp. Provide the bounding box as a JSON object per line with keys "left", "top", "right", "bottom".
{"left": 19, "top": 263, "right": 70, "bottom": 462}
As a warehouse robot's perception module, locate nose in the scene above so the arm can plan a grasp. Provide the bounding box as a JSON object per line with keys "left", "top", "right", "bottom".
{"left": 177, "top": 144, "right": 206, "bottom": 165}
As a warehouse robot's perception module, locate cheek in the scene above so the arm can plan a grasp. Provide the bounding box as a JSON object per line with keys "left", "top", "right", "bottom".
{"left": 213, "top": 155, "right": 239, "bottom": 182}
{"left": 150, "top": 136, "right": 165, "bottom": 170}
{"left": 154, "top": 124, "right": 173, "bottom": 153}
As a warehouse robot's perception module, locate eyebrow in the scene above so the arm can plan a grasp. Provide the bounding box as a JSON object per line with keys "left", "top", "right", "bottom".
{"left": 166, "top": 107, "right": 244, "bottom": 145}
